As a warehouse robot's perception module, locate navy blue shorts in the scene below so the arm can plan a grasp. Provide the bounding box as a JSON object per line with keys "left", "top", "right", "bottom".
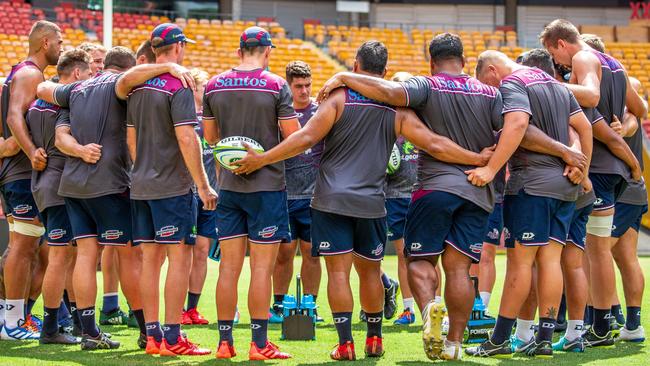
{"left": 590, "top": 173, "right": 627, "bottom": 212}
{"left": 64, "top": 192, "right": 131, "bottom": 246}
{"left": 41, "top": 205, "right": 73, "bottom": 246}
{"left": 132, "top": 192, "right": 196, "bottom": 245}
{"left": 503, "top": 190, "right": 575, "bottom": 248}
{"left": 311, "top": 208, "right": 387, "bottom": 261}
{"left": 288, "top": 199, "right": 312, "bottom": 243}
{"left": 612, "top": 202, "right": 648, "bottom": 238}
{"left": 386, "top": 198, "right": 409, "bottom": 241}
{"left": 484, "top": 202, "right": 503, "bottom": 245}
{"left": 217, "top": 190, "right": 290, "bottom": 244}
{"left": 404, "top": 190, "right": 489, "bottom": 263}
{"left": 567, "top": 204, "right": 594, "bottom": 250}
{"left": 194, "top": 193, "right": 218, "bottom": 239}
{"left": 0, "top": 179, "right": 39, "bottom": 221}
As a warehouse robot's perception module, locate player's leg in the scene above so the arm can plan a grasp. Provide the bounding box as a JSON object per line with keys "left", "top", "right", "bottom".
{"left": 478, "top": 202, "right": 503, "bottom": 310}
{"left": 534, "top": 241, "right": 564, "bottom": 354}
{"left": 392, "top": 237, "right": 415, "bottom": 325}
{"left": 556, "top": 243, "right": 588, "bottom": 351}
{"left": 293, "top": 199, "right": 322, "bottom": 313}
{"left": 161, "top": 242, "right": 192, "bottom": 349}
{"left": 185, "top": 235, "right": 210, "bottom": 324}
{"left": 0, "top": 246, "right": 8, "bottom": 329}
{"left": 65, "top": 247, "right": 82, "bottom": 335}
{"left": 270, "top": 238, "right": 297, "bottom": 322}
{"left": 248, "top": 242, "right": 282, "bottom": 354}
{"left": 28, "top": 243, "right": 47, "bottom": 322}
{"left": 100, "top": 247, "right": 124, "bottom": 325}
{"left": 512, "top": 267, "right": 537, "bottom": 352}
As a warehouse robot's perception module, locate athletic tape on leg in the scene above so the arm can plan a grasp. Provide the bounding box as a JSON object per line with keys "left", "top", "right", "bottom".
{"left": 7, "top": 222, "right": 14, "bottom": 232}
{"left": 13, "top": 221, "right": 45, "bottom": 237}
{"left": 586, "top": 215, "right": 613, "bottom": 237}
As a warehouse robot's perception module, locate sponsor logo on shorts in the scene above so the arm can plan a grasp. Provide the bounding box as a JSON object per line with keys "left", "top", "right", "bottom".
{"left": 521, "top": 232, "right": 535, "bottom": 241}
{"left": 611, "top": 224, "right": 617, "bottom": 231}
{"left": 13, "top": 204, "right": 33, "bottom": 215}
{"left": 469, "top": 243, "right": 483, "bottom": 254}
{"left": 371, "top": 243, "right": 384, "bottom": 256}
{"left": 101, "top": 230, "right": 124, "bottom": 241}
{"left": 258, "top": 226, "right": 278, "bottom": 239}
{"left": 48, "top": 228, "right": 67, "bottom": 240}
{"left": 594, "top": 198, "right": 604, "bottom": 207}
{"left": 410, "top": 242, "right": 422, "bottom": 251}
{"left": 487, "top": 228, "right": 499, "bottom": 240}
{"left": 250, "top": 323, "right": 262, "bottom": 330}
{"left": 319, "top": 241, "right": 331, "bottom": 249}
{"left": 503, "top": 227, "right": 511, "bottom": 240}
{"left": 157, "top": 225, "right": 179, "bottom": 238}
{"left": 333, "top": 317, "right": 348, "bottom": 324}
{"left": 219, "top": 325, "right": 231, "bottom": 331}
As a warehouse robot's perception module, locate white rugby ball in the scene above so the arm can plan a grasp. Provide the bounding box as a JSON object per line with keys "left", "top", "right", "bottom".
{"left": 386, "top": 143, "right": 401, "bottom": 175}
{"left": 214, "top": 136, "right": 265, "bottom": 170}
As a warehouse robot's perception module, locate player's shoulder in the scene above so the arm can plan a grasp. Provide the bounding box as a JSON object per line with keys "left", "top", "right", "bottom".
{"left": 259, "top": 69, "right": 288, "bottom": 90}
{"left": 141, "top": 72, "right": 186, "bottom": 94}
{"left": 11, "top": 62, "right": 43, "bottom": 83}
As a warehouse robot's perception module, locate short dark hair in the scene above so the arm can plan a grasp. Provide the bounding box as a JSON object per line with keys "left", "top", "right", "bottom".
{"left": 241, "top": 45, "right": 267, "bottom": 56}
{"left": 582, "top": 34, "right": 605, "bottom": 53}
{"left": 429, "top": 33, "right": 464, "bottom": 63}
{"left": 355, "top": 40, "right": 388, "bottom": 75}
{"left": 104, "top": 46, "right": 136, "bottom": 71}
{"left": 519, "top": 48, "right": 555, "bottom": 77}
{"left": 136, "top": 40, "right": 155, "bottom": 63}
{"left": 286, "top": 61, "right": 311, "bottom": 84}
{"left": 539, "top": 19, "right": 580, "bottom": 48}
{"left": 57, "top": 48, "right": 91, "bottom": 76}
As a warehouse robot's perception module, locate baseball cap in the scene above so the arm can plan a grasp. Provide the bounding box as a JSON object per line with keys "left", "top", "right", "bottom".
{"left": 150, "top": 23, "right": 195, "bottom": 49}
{"left": 240, "top": 26, "right": 275, "bottom": 49}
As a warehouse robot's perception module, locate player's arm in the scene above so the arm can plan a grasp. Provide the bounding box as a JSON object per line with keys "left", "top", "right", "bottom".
{"left": 593, "top": 119, "right": 642, "bottom": 180}
{"left": 620, "top": 112, "right": 640, "bottom": 137}
{"left": 624, "top": 71, "right": 647, "bottom": 119}
{"left": 233, "top": 88, "right": 343, "bottom": 175}
{"left": 115, "top": 63, "right": 195, "bottom": 100}
{"left": 36, "top": 80, "right": 59, "bottom": 105}
{"left": 317, "top": 71, "right": 407, "bottom": 106}
{"left": 175, "top": 125, "right": 216, "bottom": 210}
{"left": 395, "top": 108, "right": 493, "bottom": 166}
{"left": 519, "top": 125, "right": 587, "bottom": 170}
{"left": 126, "top": 126, "right": 136, "bottom": 162}
{"left": 6, "top": 68, "right": 46, "bottom": 170}
{"left": 0, "top": 136, "right": 21, "bottom": 158}
{"left": 279, "top": 118, "right": 301, "bottom": 139}
{"left": 566, "top": 51, "right": 601, "bottom": 108}
{"left": 55, "top": 126, "right": 101, "bottom": 164}
{"left": 568, "top": 111, "right": 594, "bottom": 185}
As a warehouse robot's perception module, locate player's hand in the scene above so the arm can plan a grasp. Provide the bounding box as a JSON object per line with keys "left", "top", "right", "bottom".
{"left": 79, "top": 143, "right": 102, "bottom": 164}
{"left": 317, "top": 73, "right": 345, "bottom": 103}
{"left": 30, "top": 147, "right": 47, "bottom": 171}
{"left": 0, "top": 136, "right": 20, "bottom": 158}
{"left": 610, "top": 115, "right": 623, "bottom": 136}
{"left": 168, "top": 63, "right": 195, "bottom": 91}
{"left": 232, "top": 143, "right": 267, "bottom": 175}
{"left": 198, "top": 186, "right": 217, "bottom": 211}
{"left": 581, "top": 176, "right": 593, "bottom": 193}
{"left": 563, "top": 165, "right": 584, "bottom": 185}
{"left": 632, "top": 165, "right": 643, "bottom": 181}
{"left": 465, "top": 166, "right": 496, "bottom": 187}
{"left": 478, "top": 145, "right": 496, "bottom": 166}
{"left": 561, "top": 146, "right": 587, "bottom": 171}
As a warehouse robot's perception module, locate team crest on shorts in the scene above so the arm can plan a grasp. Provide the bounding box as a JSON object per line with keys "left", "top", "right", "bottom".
{"left": 371, "top": 243, "right": 384, "bottom": 256}
{"left": 48, "top": 229, "right": 67, "bottom": 240}
{"left": 102, "top": 230, "right": 124, "bottom": 240}
{"left": 157, "top": 226, "right": 179, "bottom": 238}
{"left": 13, "top": 204, "right": 33, "bottom": 215}
{"left": 469, "top": 242, "right": 483, "bottom": 254}
{"left": 258, "top": 226, "right": 278, "bottom": 239}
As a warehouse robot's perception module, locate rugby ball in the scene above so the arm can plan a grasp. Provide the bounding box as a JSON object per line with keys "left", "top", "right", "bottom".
{"left": 386, "top": 143, "right": 401, "bottom": 175}
{"left": 214, "top": 136, "right": 265, "bottom": 170}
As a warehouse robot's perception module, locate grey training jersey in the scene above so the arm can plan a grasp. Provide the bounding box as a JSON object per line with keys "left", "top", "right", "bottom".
{"left": 618, "top": 114, "right": 647, "bottom": 205}
{"left": 385, "top": 136, "right": 418, "bottom": 199}
{"left": 589, "top": 50, "right": 632, "bottom": 180}
{"left": 54, "top": 72, "right": 130, "bottom": 199}
{"left": 203, "top": 68, "right": 297, "bottom": 193}
{"left": 501, "top": 67, "right": 581, "bottom": 202}
{"left": 286, "top": 101, "right": 322, "bottom": 199}
{"left": 26, "top": 100, "right": 67, "bottom": 211}
{"left": 127, "top": 73, "right": 198, "bottom": 200}
{"left": 0, "top": 61, "right": 39, "bottom": 185}
{"left": 401, "top": 73, "right": 503, "bottom": 212}
{"left": 311, "top": 88, "right": 397, "bottom": 219}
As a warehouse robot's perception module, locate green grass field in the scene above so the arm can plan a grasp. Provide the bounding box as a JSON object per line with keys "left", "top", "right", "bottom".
{"left": 0, "top": 254, "right": 649, "bottom": 365}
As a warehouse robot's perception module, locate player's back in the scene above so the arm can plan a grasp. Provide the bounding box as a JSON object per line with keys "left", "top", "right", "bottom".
{"left": 312, "top": 88, "right": 397, "bottom": 219}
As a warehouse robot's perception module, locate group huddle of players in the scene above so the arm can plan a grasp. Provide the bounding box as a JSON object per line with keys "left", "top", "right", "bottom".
{"left": 0, "top": 16, "right": 646, "bottom": 362}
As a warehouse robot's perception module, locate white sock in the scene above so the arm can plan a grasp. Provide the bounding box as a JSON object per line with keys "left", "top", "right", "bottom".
{"left": 515, "top": 319, "right": 535, "bottom": 341}
{"left": 0, "top": 299, "right": 5, "bottom": 326}
{"left": 565, "top": 320, "right": 584, "bottom": 341}
{"left": 4, "top": 299, "right": 24, "bottom": 328}
{"left": 403, "top": 297, "right": 415, "bottom": 311}
{"left": 479, "top": 292, "right": 491, "bottom": 309}
{"left": 434, "top": 296, "right": 443, "bottom": 304}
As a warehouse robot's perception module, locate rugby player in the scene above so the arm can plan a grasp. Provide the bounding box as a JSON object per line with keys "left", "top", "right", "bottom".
{"left": 0, "top": 20, "right": 62, "bottom": 341}
{"left": 540, "top": 19, "right": 646, "bottom": 346}
{"left": 78, "top": 43, "right": 107, "bottom": 75}
{"left": 269, "top": 60, "right": 323, "bottom": 324}
{"left": 236, "top": 39, "right": 497, "bottom": 360}
{"left": 202, "top": 26, "right": 299, "bottom": 360}
{"left": 135, "top": 40, "right": 155, "bottom": 65}
{"left": 126, "top": 23, "right": 215, "bottom": 356}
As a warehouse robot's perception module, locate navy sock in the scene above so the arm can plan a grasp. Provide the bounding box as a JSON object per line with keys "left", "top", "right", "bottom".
{"left": 58, "top": 300, "right": 71, "bottom": 322}
{"left": 145, "top": 321, "right": 163, "bottom": 342}
{"left": 585, "top": 305, "right": 594, "bottom": 325}
{"left": 25, "top": 298, "right": 36, "bottom": 316}
{"left": 333, "top": 312, "right": 353, "bottom": 345}
{"left": 78, "top": 306, "right": 100, "bottom": 337}
{"left": 381, "top": 273, "right": 392, "bottom": 289}
{"left": 43, "top": 306, "right": 60, "bottom": 336}
{"left": 365, "top": 311, "right": 383, "bottom": 338}
{"left": 273, "top": 294, "right": 284, "bottom": 305}
{"left": 558, "top": 294, "right": 567, "bottom": 324}
{"left": 70, "top": 302, "right": 82, "bottom": 329}
{"left": 251, "top": 318, "right": 268, "bottom": 348}
{"left": 62, "top": 290, "right": 72, "bottom": 310}
{"left": 491, "top": 316, "right": 516, "bottom": 345}
{"left": 132, "top": 309, "right": 146, "bottom": 335}
{"left": 626, "top": 306, "right": 641, "bottom": 331}
{"left": 186, "top": 292, "right": 201, "bottom": 311}
{"left": 102, "top": 294, "right": 119, "bottom": 314}
{"left": 536, "top": 317, "right": 555, "bottom": 342}
{"left": 163, "top": 323, "right": 181, "bottom": 345}
{"left": 218, "top": 320, "right": 234, "bottom": 344}
{"left": 611, "top": 304, "right": 625, "bottom": 325}
{"left": 593, "top": 308, "right": 611, "bottom": 336}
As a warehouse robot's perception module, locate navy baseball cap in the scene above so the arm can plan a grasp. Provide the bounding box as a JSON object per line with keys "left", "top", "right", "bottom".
{"left": 150, "top": 23, "right": 195, "bottom": 48}
{"left": 240, "top": 26, "right": 275, "bottom": 49}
